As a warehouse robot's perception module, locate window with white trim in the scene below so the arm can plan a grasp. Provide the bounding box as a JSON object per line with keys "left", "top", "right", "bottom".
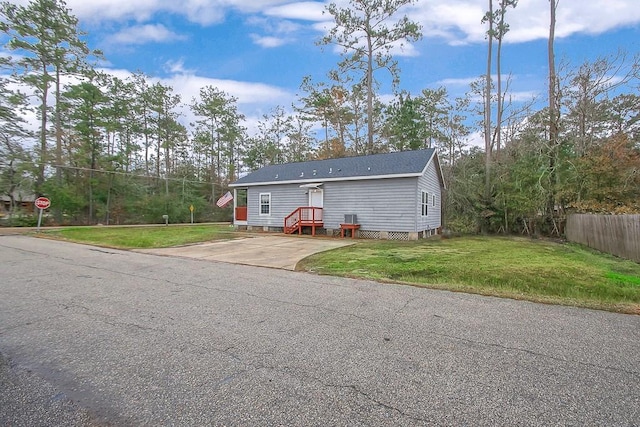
{"left": 432, "top": 193, "right": 436, "bottom": 208}
{"left": 421, "top": 191, "right": 428, "bottom": 217}
{"left": 259, "top": 193, "right": 271, "bottom": 215}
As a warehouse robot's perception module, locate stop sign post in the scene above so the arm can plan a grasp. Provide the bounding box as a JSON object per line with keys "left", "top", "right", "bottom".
{"left": 34, "top": 197, "right": 51, "bottom": 231}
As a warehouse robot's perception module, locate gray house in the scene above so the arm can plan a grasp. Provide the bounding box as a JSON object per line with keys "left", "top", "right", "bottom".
{"left": 229, "top": 148, "right": 445, "bottom": 240}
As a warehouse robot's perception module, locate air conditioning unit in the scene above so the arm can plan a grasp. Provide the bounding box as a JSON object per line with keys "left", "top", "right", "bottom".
{"left": 344, "top": 214, "right": 357, "bottom": 224}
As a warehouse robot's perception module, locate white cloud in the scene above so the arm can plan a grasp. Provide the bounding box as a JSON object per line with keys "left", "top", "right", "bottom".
{"left": 506, "top": 90, "right": 540, "bottom": 103}
{"left": 62, "top": 0, "right": 296, "bottom": 26}
{"left": 97, "top": 67, "right": 135, "bottom": 81}
{"left": 156, "top": 72, "right": 293, "bottom": 134}
{"left": 250, "top": 34, "right": 289, "bottom": 48}
{"left": 378, "top": 93, "right": 395, "bottom": 105}
{"left": 408, "top": 0, "right": 640, "bottom": 46}
{"left": 465, "top": 130, "right": 484, "bottom": 149}
{"left": 91, "top": 67, "right": 293, "bottom": 129}
{"left": 164, "top": 72, "right": 294, "bottom": 136}
{"left": 250, "top": 16, "right": 301, "bottom": 32}
{"left": 164, "top": 59, "right": 194, "bottom": 75}
{"left": 264, "top": 2, "right": 327, "bottom": 21}
{"left": 413, "top": 2, "right": 486, "bottom": 45}
{"left": 389, "top": 39, "right": 420, "bottom": 57}
{"left": 164, "top": 73, "right": 292, "bottom": 107}
{"left": 436, "top": 77, "right": 480, "bottom": 87}
{"left": 110, "top": 24, "right": 186, "bottom": 45}
{"left": 63, "top": 0, "right": 158, "bottom": 24}
{"left": 245, "top": 15, "right": 302, "bottom": 48}
{"left": 7, "top": 0, "right": 639, "bottom": 45}
{"left": 273, "top": 19, "right": 302, "bottom": 34}
{"left": 314, "top": 25, "right": 421, "bottom": 58}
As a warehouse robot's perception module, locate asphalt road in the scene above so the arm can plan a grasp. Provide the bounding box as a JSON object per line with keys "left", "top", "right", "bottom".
{"left": 1, "top": 235, "right": 639, "bottom": 426}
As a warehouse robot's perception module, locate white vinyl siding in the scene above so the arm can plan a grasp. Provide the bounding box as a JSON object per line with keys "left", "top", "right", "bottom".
{"left": 259, "top": 193, "right": 271, "bottom": 215}
{"left": 416, "top": 160, "right": 442, "bottom": 231}
{"left": 246, "top": 184, "right": 308, "bottom": 227}
{"left": 322, "top": 177, "right": 418, "bottom": 231}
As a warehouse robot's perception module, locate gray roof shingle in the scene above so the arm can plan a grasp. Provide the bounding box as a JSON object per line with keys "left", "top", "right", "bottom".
{"left": 230, "top": 148, "right": 437, "bottom": 186}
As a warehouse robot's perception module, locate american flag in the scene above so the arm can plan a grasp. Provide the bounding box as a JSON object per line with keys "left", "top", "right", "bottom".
{"left": 216, "top": 191, "right": 233, "bottom": 208}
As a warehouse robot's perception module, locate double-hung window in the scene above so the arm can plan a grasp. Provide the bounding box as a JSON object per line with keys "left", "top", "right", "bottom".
{"left": 421, "top": 191, "right": 429, "bottom": 217}
{"left": 259, "top": 193, "right": 271, "bottom": 215}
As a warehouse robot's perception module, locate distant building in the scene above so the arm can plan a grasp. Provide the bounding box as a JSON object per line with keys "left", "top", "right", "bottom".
{"left": 1, "top": 191, "right": 36, "bottom": 215}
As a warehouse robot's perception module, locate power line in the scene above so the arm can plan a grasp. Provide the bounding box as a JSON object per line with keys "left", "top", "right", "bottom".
{"left": 35, "top": 162, "right": 225, "bottom": 185}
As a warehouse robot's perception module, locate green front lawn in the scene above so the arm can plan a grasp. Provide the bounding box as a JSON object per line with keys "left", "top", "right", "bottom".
{"left": 297, "top": 236, "right": 640, "bottom": 314}
{"left": 37, "top": 224, "right": 238, "bottom": 248}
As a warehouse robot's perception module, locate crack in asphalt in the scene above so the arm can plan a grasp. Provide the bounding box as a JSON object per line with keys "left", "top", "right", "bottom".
{"left": 425, "top": 329, "right": 640, "bottom": 377}
{"left": 251, "top": 364, "right": 432, "bottom": 424}
{"left": 327, "top": 382, "right": 431, "bottom": 424}
{"left": 88, "top": 248, "right": 122, "bottom": 255}
{"left": 213, "top": 369, "right": 247, "bottom": 388}
{"left": 0, "top": 314, "right": 68, "bottom": 335}
{"left": 98, "top": 319, "right": 158, "bottom": 332}
{"left": 324, "top": 380, "right": 431, "bottom": 423}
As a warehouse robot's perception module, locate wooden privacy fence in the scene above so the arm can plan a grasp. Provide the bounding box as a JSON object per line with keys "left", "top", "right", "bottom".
{"left": 566, "top": 214, "right": 640, "bottom": 263}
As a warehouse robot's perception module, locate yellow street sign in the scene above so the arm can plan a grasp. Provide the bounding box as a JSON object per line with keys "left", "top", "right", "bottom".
{"left": 189, "top": 204, "right": 194, "bottom": 212}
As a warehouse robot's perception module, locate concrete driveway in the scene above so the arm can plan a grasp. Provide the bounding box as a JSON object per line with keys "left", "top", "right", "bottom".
{"left": 137, "top": 234, "right": 355, "bottom": 270}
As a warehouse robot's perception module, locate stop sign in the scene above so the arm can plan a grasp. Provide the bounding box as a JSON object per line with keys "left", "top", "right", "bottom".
{"left": 34, "top": 197, "right": 51, "bottom": 209}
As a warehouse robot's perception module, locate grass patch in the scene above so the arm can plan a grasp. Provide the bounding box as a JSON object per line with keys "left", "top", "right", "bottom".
{"left": 37, "top": 224, "right": 238, "bottom": 248}
{"left": 297, "top": 236, "right": 640, "bottom": 314}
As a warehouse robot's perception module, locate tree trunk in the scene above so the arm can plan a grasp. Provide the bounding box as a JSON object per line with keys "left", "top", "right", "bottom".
{"left": 38, "top": 62, "right": 49, "bottom": 195}
{"left": 105, "top": 173, "right": 112, "bottom": 225}
{"left": 547, "top": 0, "right": 559, "bottom": 229}
{"left": 366, "top": 31, "right": 374, "bottom": 154}
{"left": 156, "top": 128, "right": 161, "bottom": 179}
{"left": 55, "top": 65, "right": 63, "bottom": 223}
{"left": 483, "top": 0, "right": 494, "bottom": 232}
{"left": 496, "top": 1, "right": 505, "bottom": 160}
{"left": 143, "top": 113, "right": 150, "bottom": 176}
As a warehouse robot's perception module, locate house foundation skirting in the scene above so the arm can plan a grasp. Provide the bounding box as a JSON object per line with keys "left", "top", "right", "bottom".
{"left": 246, "top": 225, "right": 285, "bottom": 233}
{"left": 240, "top": 226, "right": 439, "bottom": 240}
{"left": 285, "top": 227, "right": 440, "bottom": 240}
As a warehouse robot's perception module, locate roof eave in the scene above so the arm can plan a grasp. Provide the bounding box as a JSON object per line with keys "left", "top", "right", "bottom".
{"left": 229, "top": 172, "right": 423, "bottom": 187}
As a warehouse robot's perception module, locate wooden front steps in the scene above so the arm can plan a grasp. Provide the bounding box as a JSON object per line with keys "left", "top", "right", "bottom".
{"left": 284, "top": 207, "right": 323, "bottom": 236}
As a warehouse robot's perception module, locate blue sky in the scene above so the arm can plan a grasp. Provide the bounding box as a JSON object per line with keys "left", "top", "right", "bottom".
{"left": 4, "top": 0, "right": 640, "bottom": 142}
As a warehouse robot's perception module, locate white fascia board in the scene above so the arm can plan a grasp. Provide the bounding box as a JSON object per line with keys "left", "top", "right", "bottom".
{"left": 419, "top": 150, "right": 435, "bottom": 176}
{"left": 229, "top": 172, "right": 422, "bottom": 187}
